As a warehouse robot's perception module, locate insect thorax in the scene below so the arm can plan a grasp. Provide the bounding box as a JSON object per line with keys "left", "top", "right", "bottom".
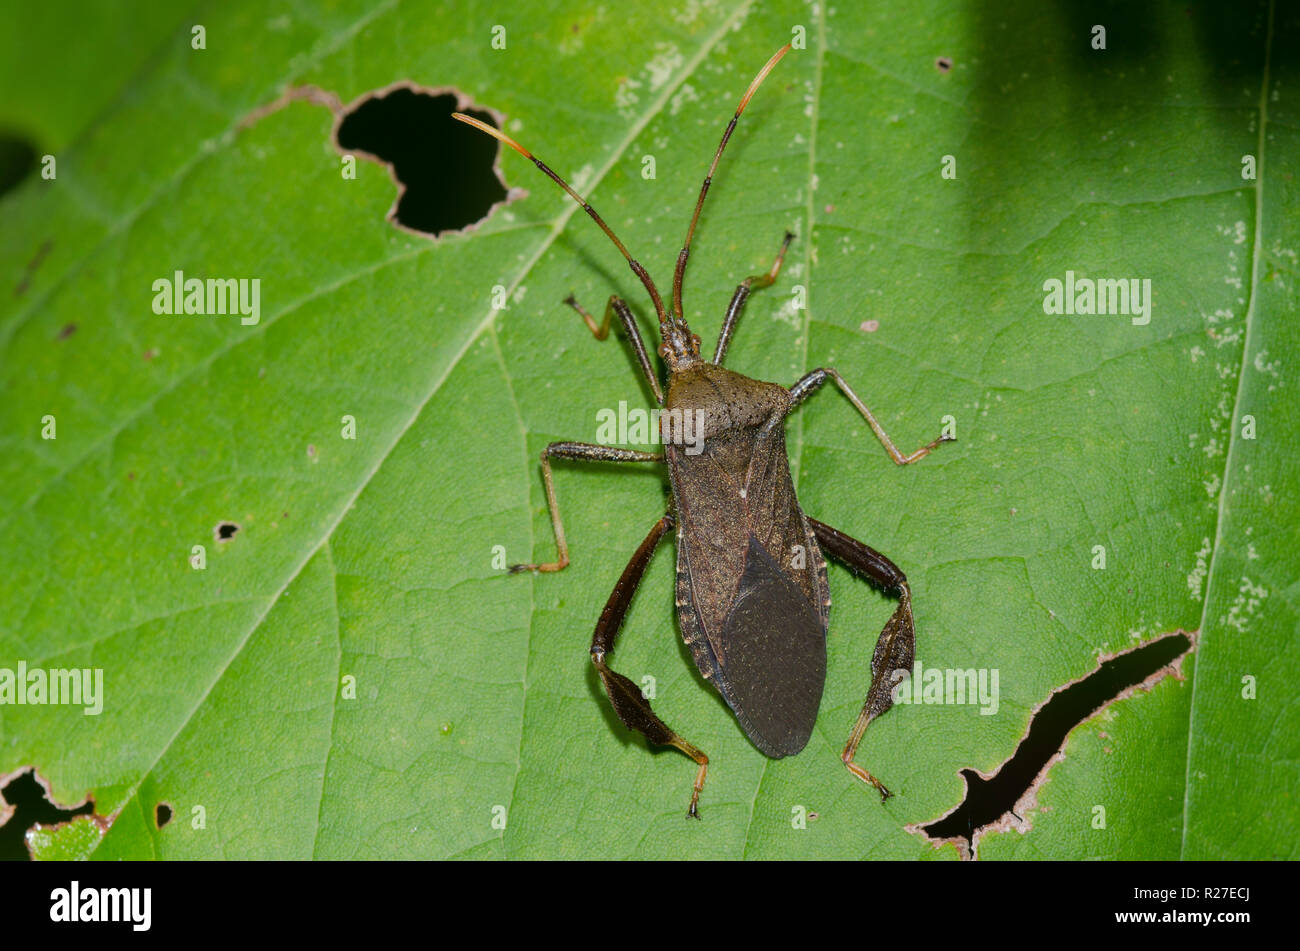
{"left": 660, "top": 362, "right": 791, "bottom": 451}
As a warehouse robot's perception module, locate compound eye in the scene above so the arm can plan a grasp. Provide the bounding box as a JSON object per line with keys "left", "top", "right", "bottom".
{"left": 690, "top": 333, "right": 701, "bottom": 352}
{"left": 658, "top": 342, "right": 672, "bottom": 359}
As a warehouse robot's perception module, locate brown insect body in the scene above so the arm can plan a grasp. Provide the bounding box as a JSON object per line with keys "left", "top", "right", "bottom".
{"left": 664, "top": 362, "right": 830, "bottom": 758}
{"left": 455, "top": 43, "right": 952, "bottom": 816}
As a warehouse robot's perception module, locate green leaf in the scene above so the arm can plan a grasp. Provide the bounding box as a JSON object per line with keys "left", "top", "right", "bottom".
{"left": 1, "top": 0, "right": 1296, "bottom": 860}
{"left": 26, "top": 815, "right": 105, "bottom": 861}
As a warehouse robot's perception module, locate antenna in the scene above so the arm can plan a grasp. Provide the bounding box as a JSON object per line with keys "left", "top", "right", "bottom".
{"left": 670, "top": 43, "right": 792, "bottom": 321}
{"left": 452, "top": 113, "right": 669, "bottom": 324}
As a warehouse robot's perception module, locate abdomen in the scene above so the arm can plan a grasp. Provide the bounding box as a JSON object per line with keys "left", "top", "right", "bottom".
{"left": 668, "top": 420, "right": 830, "bottom": 757}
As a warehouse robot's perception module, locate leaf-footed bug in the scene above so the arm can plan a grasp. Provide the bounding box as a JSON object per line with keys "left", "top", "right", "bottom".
{"left": 455, "top": 43, "right": 952, "bottom": 817}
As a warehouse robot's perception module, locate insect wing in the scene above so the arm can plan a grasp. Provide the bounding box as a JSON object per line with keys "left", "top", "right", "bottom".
{"left": 715, "top": 534, "right": 826, "bottom": 757}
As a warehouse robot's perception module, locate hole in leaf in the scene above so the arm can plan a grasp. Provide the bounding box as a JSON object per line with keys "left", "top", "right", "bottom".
{"left": 0, "top": 133, "right": 38, "bottom": 198}
{"left": 215, "top": 521, "right": 239, "bottom": 542}
{"left": 155, "top": 802, "right": 173, "bottom": 828}
{"left": 0, "top": 768, "right": 95, "bottom": 861}
{"left": 917, "top": 630, "right": 1194, "bottom": 859}
{"left": 335, "top": 86, "right": 513, "bottom": 237}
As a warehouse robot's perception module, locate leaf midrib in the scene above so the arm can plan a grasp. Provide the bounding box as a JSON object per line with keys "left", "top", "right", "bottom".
{"left": 1179, "top": 0, "right": 1275, "bottom": 860}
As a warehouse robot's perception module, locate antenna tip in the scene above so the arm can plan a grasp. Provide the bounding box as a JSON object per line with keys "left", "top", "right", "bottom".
{"left": 738, "top": 44, "right": 794, "bottom": 114}
{"left": 452, "top": 112, "right": 532, "bottom": 159}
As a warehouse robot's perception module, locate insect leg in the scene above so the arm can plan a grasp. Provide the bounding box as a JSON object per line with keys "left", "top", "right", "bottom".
{"left": 511, "top": 442, "right": 663, "bottom": 573}
{"left": 590, "top": 512, "right": 711, "bottom": 818}
{"left": 788, "top": 367, "right": 954, "bottom": 464}
{"left": 807, "top": 517, "right": 915, "bottom": 803}
{"left": 563, "top": 294, "right": 664, "bottom": 404}
{"left": 712, "top": 231, "right": 795, "bottom": 365}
